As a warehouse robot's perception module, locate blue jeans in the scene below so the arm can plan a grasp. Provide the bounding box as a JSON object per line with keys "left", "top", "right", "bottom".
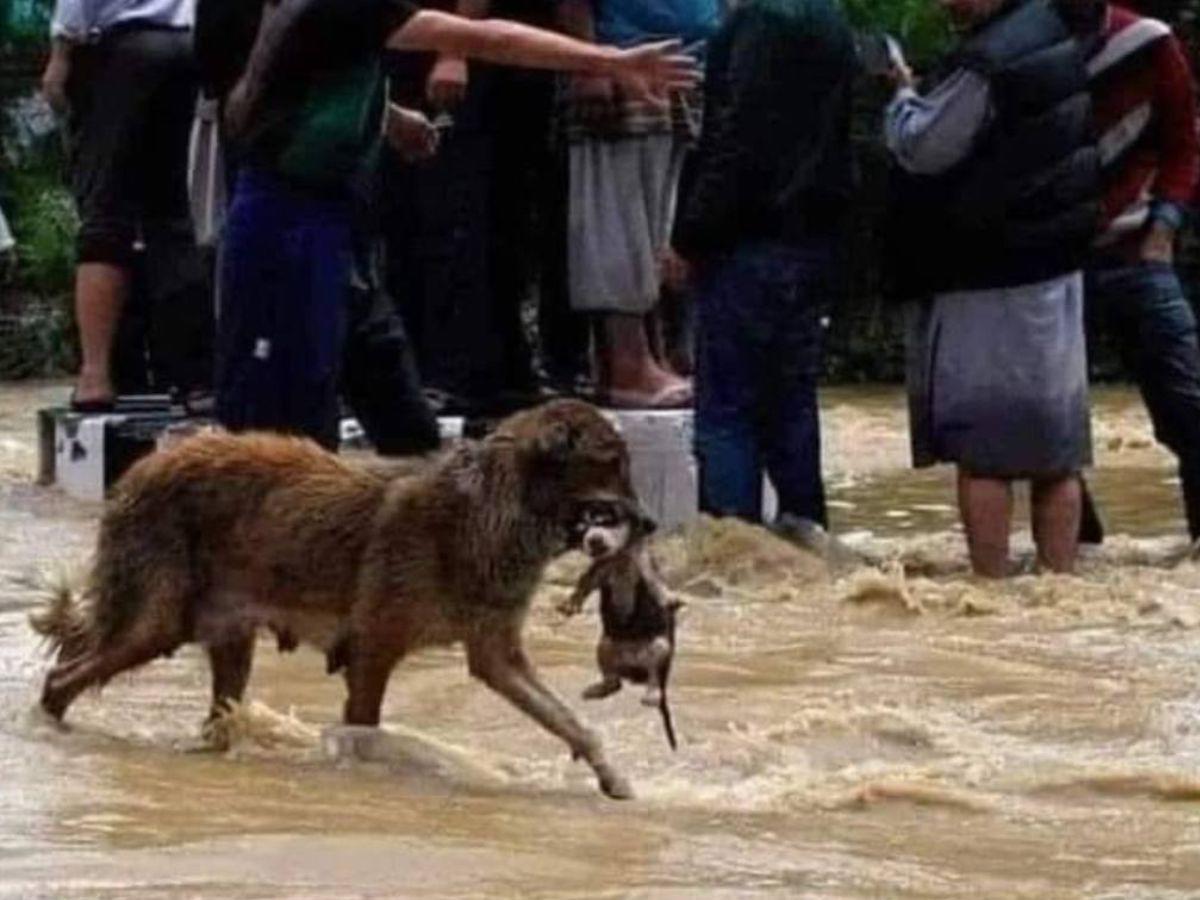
{"left": 694, "top": 239, "right": 831, "bottom": 525}
{"left": 1086, "top": 260, "right": 1200, "bottom": 539}
{"left": 216, "top": 168, "right": 351, "bottom": 449}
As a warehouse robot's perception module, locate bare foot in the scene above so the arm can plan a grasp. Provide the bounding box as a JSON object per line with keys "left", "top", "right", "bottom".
{"left": 71, "top": 371, "right": 115, "bottom": 409}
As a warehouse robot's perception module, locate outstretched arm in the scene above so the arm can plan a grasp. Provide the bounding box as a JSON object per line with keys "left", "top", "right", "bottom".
{"left": 391, "top": 11, "right": 699, "bottom": 103}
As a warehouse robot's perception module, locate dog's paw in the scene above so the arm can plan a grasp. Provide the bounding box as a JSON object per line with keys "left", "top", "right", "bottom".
{"left": 598, "top": 769, "right": 635, "bottom": 801}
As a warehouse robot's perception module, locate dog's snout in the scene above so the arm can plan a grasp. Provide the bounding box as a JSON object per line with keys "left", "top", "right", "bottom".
{"left": 586, "top": 533, "right": 609, "bottom": 557}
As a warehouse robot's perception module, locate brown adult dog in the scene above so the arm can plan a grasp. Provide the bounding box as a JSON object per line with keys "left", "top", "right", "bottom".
{"left": 31, "top": 400, "right": 642, "bottom": 798}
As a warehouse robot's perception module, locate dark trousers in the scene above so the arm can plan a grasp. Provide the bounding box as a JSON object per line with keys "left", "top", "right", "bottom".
{"left": 694, "top": 239, "right": 831, "bottom": 526}
{"left": 215, "top": 168, "right": 350, "bottom": 449}
{"left": 384, "top": 64, "right": 585, "bottom": 401}
{"left": 1086, "top": 259, "right": 1200, "bottom": 540}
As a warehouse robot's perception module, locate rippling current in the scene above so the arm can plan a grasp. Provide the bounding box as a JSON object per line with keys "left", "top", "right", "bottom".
{"left": 1, "top": 381, "right": 1198, "bottom": 898}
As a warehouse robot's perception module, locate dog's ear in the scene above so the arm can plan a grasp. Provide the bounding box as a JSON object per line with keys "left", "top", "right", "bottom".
{"left": 531, "top": 420, "right": 578, "bottom": 465}
{"left": 666, "top": 599, "right": 686, "bottom": 617}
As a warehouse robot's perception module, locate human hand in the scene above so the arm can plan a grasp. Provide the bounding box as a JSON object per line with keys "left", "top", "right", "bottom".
{"left": 41, "top": 49, "right": 71, "bottom": 115}
{"left": 660, "top": 246, "right": 691, "bottom": 293}
{"left": 889, "top": 59, "right": 915, "bottom": 90}
{"left": 426, "top": 55, "right": 468, "bottom": 110}
{"left": 607, "top": 39, "right": 700, "bottom": 108}
{"left": 1141, "top": 221, "right": 1175, "bottom": 265}
{"left": 385, "top": 104, "right": 440, "bottom": 163}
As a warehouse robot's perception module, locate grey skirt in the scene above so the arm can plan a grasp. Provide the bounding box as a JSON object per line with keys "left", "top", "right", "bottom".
{"left": 567, "top": 134, "right": 689, "bottom": 314}
{"left": 906, "top": 272, "right": 1092, "bottom": 478}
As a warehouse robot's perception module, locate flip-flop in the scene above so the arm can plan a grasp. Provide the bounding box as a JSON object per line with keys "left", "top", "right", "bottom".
{"left": 68, "top": 391, "right": 115, "bottom": 414}
{"left": 601, "top": 382, "right": 693, "bottom": 410}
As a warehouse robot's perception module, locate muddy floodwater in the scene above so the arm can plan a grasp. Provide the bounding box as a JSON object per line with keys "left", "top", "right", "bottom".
{"left": 2, "top": 381, "right": 1199, "bottom": 898}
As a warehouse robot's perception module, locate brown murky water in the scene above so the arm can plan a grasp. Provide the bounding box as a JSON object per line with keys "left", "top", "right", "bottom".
{"left": 2, "top": 381, "right": 1199, "bottom": 898}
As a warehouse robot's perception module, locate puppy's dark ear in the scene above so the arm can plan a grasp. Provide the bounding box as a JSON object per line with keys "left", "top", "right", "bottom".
{"left": 667, "top": 599, "right": 686, "bottom": 615}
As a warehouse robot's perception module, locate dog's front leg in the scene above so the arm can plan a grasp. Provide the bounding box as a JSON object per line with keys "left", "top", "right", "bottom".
{"left": 467, "top": 630, "right": 633, "bottom": 800}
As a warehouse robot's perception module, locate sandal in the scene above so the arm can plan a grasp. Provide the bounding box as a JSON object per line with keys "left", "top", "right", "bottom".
{"left": 601, "top": 382, "right": 693, "bottom": 410}
{"left": 68, "top": 391, "right": 115, "bottom": 414}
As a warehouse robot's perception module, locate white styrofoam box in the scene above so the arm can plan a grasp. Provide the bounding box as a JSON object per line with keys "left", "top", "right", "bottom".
{"left": 604, "top": 408, "right": 778, "bottom": 530}
{"left": 54, "top": 414, "right": 115, "bottom": 502}
{"left": 604, "top": 409, "right": 698, "bottom": 532}
{"left": 438, "top": 417, "right": 465, "bottom": 441}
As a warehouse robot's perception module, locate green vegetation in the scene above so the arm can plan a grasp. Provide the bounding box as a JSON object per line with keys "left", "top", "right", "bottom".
{"left": 843, "top": 0, "right": 953, "bottom": 65}
{"left": 1, "top": 0, "right": 78, "bottom": 378}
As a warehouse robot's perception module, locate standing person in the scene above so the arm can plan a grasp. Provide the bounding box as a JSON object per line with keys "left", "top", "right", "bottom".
{"left": 384, "top": 0, "right": 588, "bottom": 413}
{"left": 1079, "top": 1, "right": 1200, "bottom": 544}
{"left": 559, "top": 0, "right": 718, "bottom": 409}
{"left": 670, "top": 0, "right": 855, "bottom": 527}
{"left": 216, "top": 0, "right": 699, "bottom": 446}
{"left": 885, "top": 0, "right": 1100, "bottom": 576}
{"left": 41, "top": 0, "right": 200, "bottom": 410}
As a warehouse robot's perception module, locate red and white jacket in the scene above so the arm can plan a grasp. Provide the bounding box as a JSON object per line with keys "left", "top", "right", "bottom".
{"left": 1087, "top": 5, "right": 1199, "bottom": 251}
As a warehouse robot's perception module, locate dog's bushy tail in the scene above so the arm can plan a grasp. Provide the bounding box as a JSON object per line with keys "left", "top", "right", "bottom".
{"left": 28, "top": 570, "right": 96, "bottom": 664}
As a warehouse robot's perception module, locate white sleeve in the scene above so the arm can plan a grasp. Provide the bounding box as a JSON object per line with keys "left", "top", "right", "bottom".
{"left": 51, "top": 0, "right": 95, "bottom": 40}
{"left": 884, "top": 69, "right": 993, "bottom": 176}
{"left": 0, "top": 203, "right": 13, "bottom": 254}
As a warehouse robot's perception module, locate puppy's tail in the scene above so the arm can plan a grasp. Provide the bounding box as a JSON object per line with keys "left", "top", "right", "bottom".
{"left": 658, "top": 691, "right": 678, "bottom": 752}
{"left": 28, "top": 570, "right": 95, "bottom": 664}
{"left": 657, "top": 640, "right": 678, "bottom": 752}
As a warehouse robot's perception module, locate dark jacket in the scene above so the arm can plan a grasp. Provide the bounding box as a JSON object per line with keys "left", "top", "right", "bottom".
{"left": 891, "top": 0, "right": 1099, "bottom": 296}
{"left": 673, "top": 0, "right": 856, "bottom": 259}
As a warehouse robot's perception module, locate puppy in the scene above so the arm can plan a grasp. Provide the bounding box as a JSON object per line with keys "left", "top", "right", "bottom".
{"left": 559, "top": 499, "right": 683, "bottom": 750}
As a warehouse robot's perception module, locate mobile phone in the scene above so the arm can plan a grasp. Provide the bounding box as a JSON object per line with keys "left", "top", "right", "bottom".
{"left": 856, "top": 31, "right": 906, "bottom": 76}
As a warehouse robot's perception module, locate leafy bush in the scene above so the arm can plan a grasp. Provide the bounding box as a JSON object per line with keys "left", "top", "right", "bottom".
{"left": 7, "top": 167, "right": 75, "bottom": 296}
{"left": 843, "top": 0, "right": 954, "bottom": 66}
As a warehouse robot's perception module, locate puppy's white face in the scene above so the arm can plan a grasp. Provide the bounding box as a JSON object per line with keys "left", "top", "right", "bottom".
{"left": 582, "top": 520, "right": 633, "bottom": 560}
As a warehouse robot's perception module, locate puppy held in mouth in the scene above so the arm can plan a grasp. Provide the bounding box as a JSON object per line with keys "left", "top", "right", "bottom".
{"left": 559, "top": 499, "right": 683, "bottom": 750}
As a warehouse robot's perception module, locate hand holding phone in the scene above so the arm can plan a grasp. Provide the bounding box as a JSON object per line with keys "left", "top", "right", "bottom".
{"left": 856, "top": 31, "right": 912, "bottom": 86}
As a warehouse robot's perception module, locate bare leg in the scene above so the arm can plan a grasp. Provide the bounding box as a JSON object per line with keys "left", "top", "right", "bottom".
{"left": 467, "top": 629, "right": 632, "bottom": 799}
{"left": 74, "top": 262, "right": 129, "bottom": 404}
{"left": 958, "top": 470, "right": 1013, "bottom": 578}
{"left": 1031, "top": 475, "right": 1081, "bottom": 574}
{"left": 598, "top": 313, "right": 690, "bottom": 403}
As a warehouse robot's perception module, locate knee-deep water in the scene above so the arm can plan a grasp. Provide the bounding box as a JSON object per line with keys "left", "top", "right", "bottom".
{"left": 1, "top": 382, "right": 1198, "bottom": 898}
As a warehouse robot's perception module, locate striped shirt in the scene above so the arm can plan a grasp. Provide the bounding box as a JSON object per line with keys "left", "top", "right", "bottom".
{"left": 1088, "top": 4, "right": 1198, "bottom": 249}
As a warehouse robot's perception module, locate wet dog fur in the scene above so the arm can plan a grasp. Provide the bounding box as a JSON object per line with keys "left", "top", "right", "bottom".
{"left": 30, "top": 400, "right": 643, "bottom": 798}
{"left": 559, "top": 501, "right": 682, "bottom": 750}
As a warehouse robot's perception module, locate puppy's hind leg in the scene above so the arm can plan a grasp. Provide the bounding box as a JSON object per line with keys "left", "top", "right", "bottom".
{"left": 467, "top": 628, "right": 633, "bottom": 800}
{"left": 583, "top": 677, "right": 622, "bottom": 700}
{"left": 640, "top": 639, "right": 672, "bottom": 709}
